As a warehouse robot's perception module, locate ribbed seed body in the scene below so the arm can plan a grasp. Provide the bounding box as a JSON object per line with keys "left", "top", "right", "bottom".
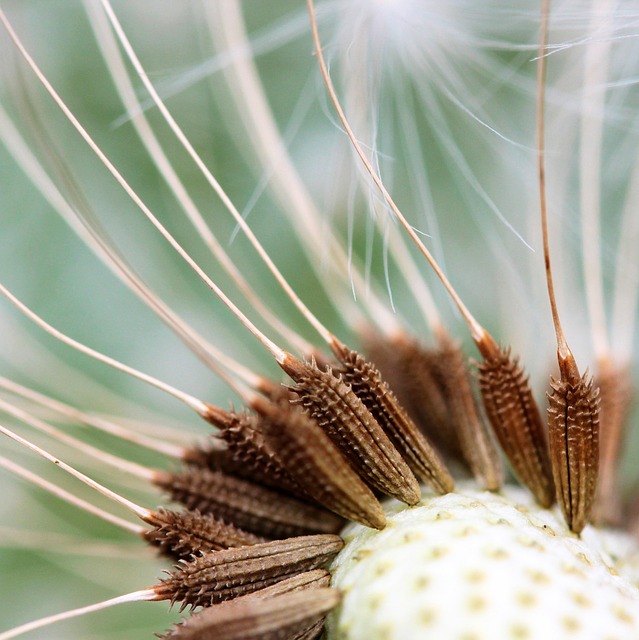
{"left": 203, "top": 405, "right": 302, "bottom": 495}
{"left": 333, "top": 339, "right": 454, "bottom": 494}
{"left": 253, "top": 396, "right": 386, "bottom": 529}
{"left": 161, "top": 570, "right": 332, "bottom": 639}
{"left": 155, "top": 467, "right": 342, "bottom": 539}
{"left": 478, "top": 348, "right": 555, "bottom": 507}
{"left": 547, "top": 373, "right": 600, "bottom": 533}
{"left": 433, "top": 333, "right": 503, "bottom": 490}
{"left": 594, "top": 362, "right": 632, "bottom": 525}
{"left": 161, "top": 588, "right": 340, "bottom": 640}
{"left": 142, "top": 508, "right": 264, "bottom": 559}
{"left": 365, "top": 335, "right": 460, "bottom": 457}
{"left": 280, "top": 355, "right": 421, "bottom": 505}
{"left": 156, "top": 534, "right": 343, "bottom": 609}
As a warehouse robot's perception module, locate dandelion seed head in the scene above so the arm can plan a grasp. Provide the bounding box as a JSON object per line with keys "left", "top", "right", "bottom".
{"left": 328, "top": 483, "right": 639, "bottom": 640}
{"left": 2, "top": 1, "right": 639, "bottom": 638}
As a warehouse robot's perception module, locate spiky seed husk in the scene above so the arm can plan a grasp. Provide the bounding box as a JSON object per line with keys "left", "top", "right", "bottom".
{"left": 477, "top": 346, "right": 555, "bottom": 507}
{"left": 155, "top": 534, "right": 343, "bottom": 610}
{"left": 332, "top": 338, "right": 454, "bottom": 494}
{"left": 252, "top": 396, "right": 386, "bottom": 529}
{"left": 161, "top": 570, "right": 331, "bottom": 638}
{"left": 154, "top": 467, "right": 342, "bottom": 539}
{"left": 203, "top": 405, "right": 303, "bottom": 496}
{"left": 395, "top": 337, "right": 461, "bottom": 457}
{"left": 142, "top": 508, "right": 265, "bottom": 559}
{"left": 280, "top": 354, "right": 421, "bottom": 505}
{"left": 364, "top": 333, "right": 461, "bottom": 460}
{"left": 160, "top": 587, "right": 340, "bottom": 640}
{"left": 593, "top": 360, "right": 633, "bottom": 525}
{"left": 431, "top": 332, "right": 503, "bottom": 490}
{"left": 547, "top": 372, "right": 600, "bottom": 534}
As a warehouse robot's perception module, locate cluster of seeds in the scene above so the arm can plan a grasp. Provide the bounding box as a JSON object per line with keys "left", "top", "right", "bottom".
{"left": 1, "top": 1, "right": 639, "bottom": 639}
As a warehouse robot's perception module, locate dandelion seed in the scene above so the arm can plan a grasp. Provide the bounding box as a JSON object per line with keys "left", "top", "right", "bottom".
{"left": 2, "top": 2, "right": 639, "bottom": 639}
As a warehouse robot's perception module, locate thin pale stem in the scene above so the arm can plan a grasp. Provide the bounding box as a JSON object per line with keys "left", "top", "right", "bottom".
{"left": 98, "top": 0, "right": 337, "bottom": 347}
{"left": 0, "top": 590, "right": 156, "bottom": 640}
{"left": 204, "top": 0, "right": 401, "bottom": 335}
{"left": 2, "top": 101, "right": 259, "bottom": 391}
{"left": 0, "top": 282, "right": 210, "bottom": 415}
{"left": 0, "top": 423, "right": 152, "bottom": 522}
{"left": 83, "top": 0, "right": 315, "bottom": 356}
{"left": 536, "top": 0, "right": 576, "bottom": 379}
{"left": 0, "top": 376, "right": 185, "bottom": 459}
{"left": 0, "top": 397, "right": 155, "bottom": 481}
{"left": 0, "top": 100, "right": 261, "bottom": 388}
{"left": 305, "top": 0, "right": 486, "bottom": 346}
{"left": 0, "top": 454, "right": 143, "bottom": 535}
{"left": 0, "top": 305, "right": 187, "bottom": 430}
{"left": 0, "top": 10, "right": 286, "bottom": 363}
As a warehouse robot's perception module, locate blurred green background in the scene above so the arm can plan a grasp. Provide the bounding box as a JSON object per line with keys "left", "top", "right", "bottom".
{"left": 1, "top": 1, "right": 639, "bottom": 638}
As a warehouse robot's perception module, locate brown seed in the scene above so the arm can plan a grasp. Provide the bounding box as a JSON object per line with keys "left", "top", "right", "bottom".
{"left": 372, "top": 332, "right": 503, "bottom": 491}
{"left": 592, "top": 359, "right": 633, "bottom": 525}
{"left": 477, "top": 341, "right": 555, "bottom": 507}
{"left": 431, "top": 331, "right": 503, "bottom": 491}
{"left": 155, "top": 466, "right": 343, "bottom": 539}
{"left": 155, "top": 534, "right": 344, "bottom": 610}
{"left": 252, "top": 396, "right": 386, "bottom": 529}
{"left": 364, "top": 332, "right": 462, "bottom": 461}
{"left": 534, "top": 8, "right": 594, "bottom": 531}
{"left": 159, "top": 587, "right": 340, "bottom": 640}
{"left": 142, "top": 508, "right": 264, "bottom": 559}
{"left": 162, "top": 568, "right": 331, "bottom": 638}
{"left": 547, "top": 370, "right": 600, "bottom": 534}
{"left": 158, "top": 570, "right": 333, "bottom": 639}
{"left": 202, "top": 405, "right": 303, "bottom": 496}
{"left": 280, "top": 353, "right": 421, "bottom": 505}
{"left": 332, "top": 338, "right": 454, "bottom": 494}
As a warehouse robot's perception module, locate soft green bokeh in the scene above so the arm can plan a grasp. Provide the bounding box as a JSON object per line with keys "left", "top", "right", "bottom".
{"left": 1, "top": 1, "right": 639, "bottom": 638}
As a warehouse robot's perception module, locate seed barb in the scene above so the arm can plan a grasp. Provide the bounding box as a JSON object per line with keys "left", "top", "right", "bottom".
{"left": 279, "top": 353, "right": 421, "bottom": 505}
{"left": 159, "top": 587, "right": 340, "bottom": 640}
{"left": 331, "top": 338, "right": 454, "bottom": 494}
{"left": 154, "top": 466, "right": 343, "bottom": 539}
{"left": 252, "top": 396, "right": 386, "bottom": 530}
{"left": 156, "top": 534, "right": 343, "bottom": 610}
{"left": 476, "top": 339, "right": 555, "bottom": 507}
